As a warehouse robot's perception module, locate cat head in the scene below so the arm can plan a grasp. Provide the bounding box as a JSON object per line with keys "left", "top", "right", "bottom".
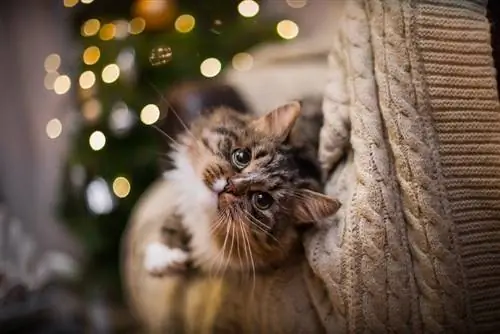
{"left": 168, "top": 102, "right": 340, "bottom": 271}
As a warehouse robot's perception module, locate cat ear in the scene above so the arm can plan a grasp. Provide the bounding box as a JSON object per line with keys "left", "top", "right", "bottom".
{"left": 252, "top": 101, "right": 301, "bottom": 142}
{"left": 294, "top": 189, "right": 341, "bottom": 224}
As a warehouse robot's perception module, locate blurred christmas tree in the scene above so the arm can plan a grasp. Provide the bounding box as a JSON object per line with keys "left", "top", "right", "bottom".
{"left": 58, "top": 0, "right": 279, "bottom": 298}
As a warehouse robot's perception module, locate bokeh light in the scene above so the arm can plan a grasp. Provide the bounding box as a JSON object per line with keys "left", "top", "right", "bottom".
{"left": 101, "top": 64, "right": 120, "bottom": 83}
{"left": 174, "top": 14, "right": 195, "bottom": 33}
{"left": 46, "top": 118, "right": 62, "bottom": 139}
{"left": 200, "top": 58, "right": 222, "bottom": 78}
{"left": 81, "top": 0, "right": 94, "bottom": 4}
{"left": 54, "top": 75, "right": 71, "bottom": 95}
{"left": 83, "top": 46, "right": 101, "bottom": 65}
{"left": 277, "top": 20, "right": 299, "bottom": 40}
{"left": 99, "top": 23, "right": 116, "bottom": 40}
{"left": 129, "top": 17, "right": 146, "bottom": 35}
{"left": 44, "top": 54, "right": 61, "bottom": 72}
{"left": 82, "top": 99, "right": 102, "bottom": 122}
{"left": 44, "top": 72, "right": 59, "bottom": 90}
{"left": 79, "top": 71, "right": 96, "bottom": 89}
{"left": 64, "top": 0, "right": 78, "bottom": 8}
{"left": 232, "top": 52, "right": 253, "bottom": 72}
{"left": 140, "top": 104, "right": 160, "bottom": 125}
{"left": 238, "top": 0, "right": 259, "bottom": 18}
{"left": 81, "top": 19, "right": 101, "bottom": 37}
{"left": 286, "top": 0, "right": 307, "bottom": 8}
{"left": 89, "top": 131, "right": 106, "bottom": 151}
{"left": 112, "top": 177, "right": 131, "bottom": 198}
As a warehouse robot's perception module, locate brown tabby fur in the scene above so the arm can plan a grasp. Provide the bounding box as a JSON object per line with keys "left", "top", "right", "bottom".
{"left": 123, "top": 101, "right": 339, "bottom": 333}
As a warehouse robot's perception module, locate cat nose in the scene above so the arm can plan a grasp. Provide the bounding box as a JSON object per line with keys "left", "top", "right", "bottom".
{"left": 223, "top": 179, "right": 238, "bottom": 194}
{"left": 223, "top": 177, "right": 248, "bottom": 195}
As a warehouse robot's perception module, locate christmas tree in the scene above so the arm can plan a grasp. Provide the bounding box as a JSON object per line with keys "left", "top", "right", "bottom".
{"left": 56, "top": 0, "right": 280, "bottom": 298}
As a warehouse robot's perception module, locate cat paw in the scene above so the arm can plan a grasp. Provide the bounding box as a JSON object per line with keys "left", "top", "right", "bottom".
{"left": 144, "top": 242, "right": 189, "bottom": 277}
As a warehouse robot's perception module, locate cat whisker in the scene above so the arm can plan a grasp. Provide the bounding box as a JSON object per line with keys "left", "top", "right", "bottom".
{"left": 148, "top": 82, "right": 198, "bottom": 142}
{"left": 242, "top": 210, "right": 280, "bottom": 245}
{"left": 239, "top": 219, "right": 256, "bottom": 294}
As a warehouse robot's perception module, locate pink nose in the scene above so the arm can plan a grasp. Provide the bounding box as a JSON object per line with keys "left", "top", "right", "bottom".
{"left": 223, "top": 179, "right": 237, "bottom": 194}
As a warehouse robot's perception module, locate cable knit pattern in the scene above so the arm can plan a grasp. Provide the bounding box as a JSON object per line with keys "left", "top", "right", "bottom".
{"left": 413, "top": 1, "right": 500, "bottom": 332}
{"left": 316, "top": 0, "right": 499, "bottom": 332}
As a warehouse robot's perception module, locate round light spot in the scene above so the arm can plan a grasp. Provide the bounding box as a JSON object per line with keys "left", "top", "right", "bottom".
{"left": 44, "top": 72, "right": 59, "bottom": 90}
{"left": 64, "top": 0, "right": 79, "bottom": 8}
{"left": 129, "top": 17, "right": 146, "bottom": 35}
{"left": 101, "top": 64, "right": 120, "bottom": 83}
{"left": 276, "top": 20, "right": 299, "bottom": 40}
{"left": 79, "top": 71, "right": 96, "bottom": 89}
{"left": 46, "top": 118, "right": 62, "bottom": 139}
{"left": 81, "top": 19, "right": 101, "bottom": 37}
{"left": 174, "top": 14, "right": 195, "bottom": 33}
{"left": 286, "top": 0, "right": 307, "bottom": 8}
{"left": 238, "top": 0, "right": 259, "bottom": 18}
{"left": 99, "top": 23, "right": 116, "bottom": 41}
{"left": 200, "top": 58, "right": 222, "bottom": 78}
{"left": 232, "top": 52, "right": 253, "bottom": 72}
{"left": 44, "top": 54, "right": 61, "bottom": 72}
{"left": 89, "top": 131, "right": 106, "bottom": 151}
{"left": 140, "top": 104, "right": 160, "bottom": 125}
{"left": 83, "top": 46, "right": 100, "bottom": 65}
{"left": 53, "top": 75, "right": 71, "bottom": 95}
{"left": 112, "top": 177, "right": 131, "bottom": 198}
{"left": 81, "top": 0, "right": 94, "bottom": 3}
{"left": 82, "top": 99, "right": 102, "bottom": 122}
{"left": 114, "top": 20, "right": 129, "bottom": 39}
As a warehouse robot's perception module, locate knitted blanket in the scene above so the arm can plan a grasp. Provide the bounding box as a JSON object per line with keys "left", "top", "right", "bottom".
{"left": 313, "top": 0, "right": 500, "bottom": 332}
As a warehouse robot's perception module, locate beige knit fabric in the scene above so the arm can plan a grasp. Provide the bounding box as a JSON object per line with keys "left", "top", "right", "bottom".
{"left": 316, "top": 0, "right": 499, "bottom": 332}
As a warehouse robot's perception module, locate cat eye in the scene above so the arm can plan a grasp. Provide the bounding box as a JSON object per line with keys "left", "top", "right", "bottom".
{"left": 252, "top": 191, "right": 274, "bottom": 210}
{"left": 231, "top": 148, "right": 251, "bottom": 169}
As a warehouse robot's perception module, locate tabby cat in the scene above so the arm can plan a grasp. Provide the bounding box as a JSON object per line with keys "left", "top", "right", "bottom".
{"left": 141, "top": 102, "right": 340, "bottom": 333}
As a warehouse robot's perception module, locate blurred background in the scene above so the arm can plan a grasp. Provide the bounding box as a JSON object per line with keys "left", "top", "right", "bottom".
{"left": 0, "top": 0, "right": 338, "bottom": 332}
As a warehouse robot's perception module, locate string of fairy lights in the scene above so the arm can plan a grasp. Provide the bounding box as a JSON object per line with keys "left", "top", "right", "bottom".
{"left": 44, "top": 0, "right": 305, "bottom": 204}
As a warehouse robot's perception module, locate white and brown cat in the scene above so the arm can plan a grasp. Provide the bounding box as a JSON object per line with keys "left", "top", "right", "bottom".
{"left": 126, "top": 102, "right": 340, "bottom": 333}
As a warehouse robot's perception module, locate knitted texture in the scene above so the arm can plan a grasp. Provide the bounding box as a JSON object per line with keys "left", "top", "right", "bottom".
{"left": 414, "top": 1, "right": 500, "bottom": 332}
{"left": 315, "top": 0, "right": 499, "bottom": 332}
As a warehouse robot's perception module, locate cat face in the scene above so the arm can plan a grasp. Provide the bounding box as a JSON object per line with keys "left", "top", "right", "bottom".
{"left": 169, "top": 102, "right": 340, "bottom": 270}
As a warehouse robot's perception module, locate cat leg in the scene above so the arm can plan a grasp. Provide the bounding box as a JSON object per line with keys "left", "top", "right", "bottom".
{"left": 144, "top": 242, "right": 189, "bottom": 277}
{"left": 144, "top": 215, "right": 191, "bottom": 277}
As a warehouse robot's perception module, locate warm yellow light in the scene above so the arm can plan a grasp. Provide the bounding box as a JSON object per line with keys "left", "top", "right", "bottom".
{"left": 89, "top": 131, "right": 106, "bottom": 151}
{"left": 99, "top": 23, "right": 116, "bottom": 40}
{"left": 232, "top": 53, "right": 253, "bottom": 72}
{"left": 277, "top": 20, "right": 299, "bottom": 40}
{"left": 101, "top": 64, "right": 120, "bottom": 83}
{"left": 79, "top": 71, "right": 96, "bottom": 89}
{"left": 286, "top": 0, "right": 307, "bottom": 8}
{"left": 238, "top": 0, "right": 259, "bottom": 18}
{"left": 114, "top": 20, "right": 129, "bottom": 39}
{"left": 44, "top": 54, "right": 61, "bottom": 73}
{"left": 83, "top": 46, "right": 100, "bottom": 65}
{"left": 82, "top": 99, "right": 102, "bottom": 122}
{"left": 44, "top": 72, "right": 59, "bottom": 90}
{"left": 200, "top": 58, "right": 222, "bottom": 78}
{"left": 140, "top": 104, "right": 160, "bottom": 125}
{"left": 81, "top": 0, "right": 94, "bottom": 3}
{"left": 46, "top": 118, "right": 62, "bottom": 139}
{"left": 64, "top": 0, "right": 79, "bottom": 8}
{"left": 174, "top": 14, "right": 195, "bottom": 33}
{"left": 112, "top": 177, "right": 131, "bottom": 198}
{"left": 81, "top": 19, "right": 101, "bottom": 37}
{"left": 54, "top": 75, "right": 71, "bottom": 95}
{"left": 129, "top": 17, "right": 146, "bottom": 35}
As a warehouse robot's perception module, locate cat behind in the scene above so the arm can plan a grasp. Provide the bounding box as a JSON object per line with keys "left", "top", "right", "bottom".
{"left": 137, "top": 102, "right": 340, "bottom": 333}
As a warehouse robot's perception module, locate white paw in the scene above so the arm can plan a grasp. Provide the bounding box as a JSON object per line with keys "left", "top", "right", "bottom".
{"left": 144, "top": 242, "right": 189, "bottom": 276}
